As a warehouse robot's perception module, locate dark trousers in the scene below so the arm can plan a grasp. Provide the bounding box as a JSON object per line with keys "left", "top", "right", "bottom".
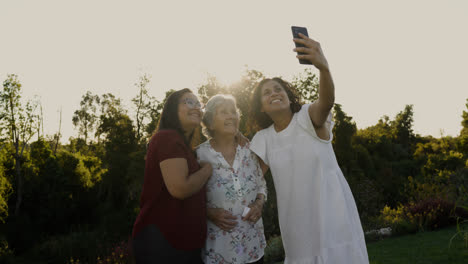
{"left": 132, "top": 224, "right": 203, "bottom": 264}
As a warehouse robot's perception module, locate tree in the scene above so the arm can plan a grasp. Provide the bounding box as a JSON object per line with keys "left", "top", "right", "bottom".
{"left": 228, "top": 68, "right": 265, "bottom": 135}
{"left": 292, "top": 68, "right": 319, "bottom": 103}
{"left": 97, "top": 93, "right": 137, "bottom": 207}
{"left": 458, "top": 99, "right": 468, "bottom": 155}
{"left": 145, "top": 89, "right": 173, "bottom": 139}
{"left": 72, "top": 91, "right": 100, "bottom": 144}
{"left": 0, "top": 74, "right": 40, "bottom": 216}
{"left": 0, "top": 158, "right": 12, "bottom": 223}
{"left": 391, "top": 104, "right": 415, "bottom": 152}
{"left": 461, "top": 98, "right": 468, "bottom": 136}
{"left": 353, "top": 105, "right": 420, "bottom": 208}
{"left": 355, "top": 115, "right": 400, "bottom": 207}
{"left": 132, "top": 73, "right": 158, "bottom": 143}
{"left": 53, "top": 107, "right": 62, "bottom": 155}
{"left": 36, "top": 100, "right": 44, "bottom": 141}
{"left": 196, "top": 68, "right": 265, "bottom": 136}
{"left": 197, "top": 74, "right": 228, "bottom": 104}
{"left": 145, "top": 98, "right": 164, "bottom": 138}
{"left": 332, "top": 104, "right": 357, "bottom": 176}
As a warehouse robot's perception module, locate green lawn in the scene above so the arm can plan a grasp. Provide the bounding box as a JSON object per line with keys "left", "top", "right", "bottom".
{"left": 270, "top": 224, "right": 468, "bottom": 264}
{"left": 367, "top": 224, "right": 468, "bottom": 264}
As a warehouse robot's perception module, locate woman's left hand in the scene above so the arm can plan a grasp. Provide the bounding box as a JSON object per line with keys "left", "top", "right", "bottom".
{"left": 293, "top": 33, "right": 329, "bottom": 72}
{"left": 242, "top": 199, "right": 264, "bottom": 223}
{"left": 235, "top": 131, "right": 250, "bottom": 147}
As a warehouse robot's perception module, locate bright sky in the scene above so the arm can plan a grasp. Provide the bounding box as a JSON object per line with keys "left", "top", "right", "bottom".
{"left": 1, "top": 0, "right": 467, "bottom": 142}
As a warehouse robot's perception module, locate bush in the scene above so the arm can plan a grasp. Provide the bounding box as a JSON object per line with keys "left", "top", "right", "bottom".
{"left": 28, "top": 230, "right": 130, "bottom": 264}
{"left": 379, "top": 197, "right": 457, "bottom": 236}
{"left": 0, "top": 239, "right": 14, "bottom": 264}
{"left": 65, "top": 240, "right": 133, "bottom": 264}
{"left": 378, "top": 205, "right": 418, "bottom": 236}
{"left": 455, "top": 206, "right": 468, "bottom": 220}
{"left": 406, "top": 198, "right": 456, "bottom": 231}
{"left": 262, "top": 171, "right": 281, "bottom": 240}
{"left": 391, "top": 219, "right": 419, "bottom": 236}
{"left": 449, "top": 168, "right": 468, "bottom": 205}
{"left": 380, "top": 205, "right": 405, "bottom": 226}
{"left": 449, "top": 214, "right": 468, "bottom": 249}
{"left": 5, "top": 214, "right": 39, "bottom": 254}
{"left": 94, "top": 240, "right": 132, "bottom": 264}
{"left": 29, "top": 231, "right": 104, "bottom": 264}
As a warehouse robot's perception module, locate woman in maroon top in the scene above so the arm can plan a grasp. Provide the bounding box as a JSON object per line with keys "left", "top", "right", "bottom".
{"left": 132, "top": 88, "right": 212, "bottom": 264}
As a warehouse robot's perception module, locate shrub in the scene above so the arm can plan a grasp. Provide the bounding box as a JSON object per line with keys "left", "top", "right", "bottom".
{"left": 455, "top": 206, "right": 468, "bottom": 220}
{"left": 449, "top": 215, "right": 468, "bottom": 249}
{"left": 380, "top": 205, "right": 405, "bottom": 226}
{"left": 262, "top": 171, "right": 281, "bottom": 240}
{"left": 30, "top": 231, "right": 104, "bottom": 264}
{"left": 449, "top": 168, "right": 468, "bottom": 205}
{"left": 0, "top": 168, "right": 12, "bottom": 223}
{"left": 406, "top": 198, "right": 456, "bottom": 231}
{"left": 94, "top": 240, "right": 132, "bottom": 264}
{"left": 0, "top": 239, "right": 14, "bottom": 264}
{"left": 379, "top": 197, "right": 457, "bottom": 236}
{"left": 379, "top": 205, "right": 418, "bottom": 236}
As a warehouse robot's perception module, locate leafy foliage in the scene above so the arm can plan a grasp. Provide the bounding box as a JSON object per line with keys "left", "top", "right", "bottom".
{"left": 0, "top": 158, "right": 12, "bottom": 223}
{"left": 72, "top": 91, "right": 100, "bottom": 144}
{"left": 0, "top": 72, "right": 466, "bottom": 263}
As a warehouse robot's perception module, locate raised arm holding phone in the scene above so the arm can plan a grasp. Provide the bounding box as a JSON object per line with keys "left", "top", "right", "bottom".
{"left": 247, "top": 27, "right": 370, "bottom": 264}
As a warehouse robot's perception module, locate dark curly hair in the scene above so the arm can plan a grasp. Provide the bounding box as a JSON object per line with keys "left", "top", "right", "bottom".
{"left": 248, "top": 78, "right": 303, "bottom": 131}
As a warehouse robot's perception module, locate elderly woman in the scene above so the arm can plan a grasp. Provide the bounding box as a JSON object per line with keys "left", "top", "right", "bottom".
{"left": 196, "top": 94, "right": 267, "bottom": 264}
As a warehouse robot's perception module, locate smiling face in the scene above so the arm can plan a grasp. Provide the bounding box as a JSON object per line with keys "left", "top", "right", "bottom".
{"left": 210, "top": 100, "right": 239, "bottom": 138}
{"left": 260, "top": 80, "right": 291, "bottom": 115}
{"left": 178, "top": 92, "right": 202, "bottom": 133}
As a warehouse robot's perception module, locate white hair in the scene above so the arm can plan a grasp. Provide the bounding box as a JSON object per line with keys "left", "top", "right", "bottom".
{"left": 202, "top": 94, "right": 240, "bottom": 138}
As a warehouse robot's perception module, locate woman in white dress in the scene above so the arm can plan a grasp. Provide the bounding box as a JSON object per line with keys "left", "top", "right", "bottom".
{"left": 248, "top": 33, "right": 369, "bottom": 264}
{"left": 196, "top": 94, "right": 267, "bottom": 264}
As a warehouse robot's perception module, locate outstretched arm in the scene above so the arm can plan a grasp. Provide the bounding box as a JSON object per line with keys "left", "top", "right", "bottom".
{"left": 294, "top": 33, "right": 335, "bottom": 135}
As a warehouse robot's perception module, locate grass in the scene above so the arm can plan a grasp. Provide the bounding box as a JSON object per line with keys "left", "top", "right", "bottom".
{"left": 367, "top": 223, "right": 468, "bottom": 264}
{"left": 269, "top": 223, "right": 468, "bottom": 264}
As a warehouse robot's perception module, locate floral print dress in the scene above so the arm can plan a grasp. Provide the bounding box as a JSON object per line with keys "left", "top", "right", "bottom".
{"left": 196, "top": 141, "right": 267, "bottom": 264}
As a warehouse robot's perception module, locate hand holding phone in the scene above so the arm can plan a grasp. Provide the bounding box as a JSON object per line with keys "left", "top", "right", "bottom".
{"left": 291, "top": 26, "right": 312, "bottom": 65}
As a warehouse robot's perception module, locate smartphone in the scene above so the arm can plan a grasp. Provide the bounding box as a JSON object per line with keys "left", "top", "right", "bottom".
{"left": 291, "top": 26, "right": 312, "bottom": 65}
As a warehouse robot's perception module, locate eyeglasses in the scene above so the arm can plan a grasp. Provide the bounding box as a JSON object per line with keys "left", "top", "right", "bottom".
{"left": 181, "top": 98, "right": 203, "bottom": 109}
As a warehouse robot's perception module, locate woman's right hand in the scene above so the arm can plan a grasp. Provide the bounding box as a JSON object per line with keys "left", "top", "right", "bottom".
{"left": 207, "top": 208, "right": 238, "bottom": 231}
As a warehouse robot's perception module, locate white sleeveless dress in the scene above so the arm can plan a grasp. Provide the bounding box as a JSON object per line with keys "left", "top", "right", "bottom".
{"left": 250, "top": 103, "right": 369, "bottom": 264}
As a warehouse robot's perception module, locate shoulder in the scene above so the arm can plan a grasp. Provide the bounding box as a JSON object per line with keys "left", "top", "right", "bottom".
{"left": 250, "top": 127, "right": 272, "bottom": 158}
{"left": 239, "top": 141, "right": 252, "bottom": 154}
{"left": 151, "top": 130, "right": 184, "bottom": 144}
{"left": 195, "top": 140, "right": 210, "bottom": 154}
{"left": 148, "top": 130, "right": 186, "bottom": 152}
{"left": 299, "top": 103, "right": 311, "bottom": 115}
{"left": 252, "top": 126, "right": 273, "bottom": 140}
{"left": 154, "top": 129, "right": 183, "bottom": 140}
{"left": 296, "top": 103, "right": 312, "bottom": 126}
{"left": 241, "top": 143, "right": 257, "bottom": 158}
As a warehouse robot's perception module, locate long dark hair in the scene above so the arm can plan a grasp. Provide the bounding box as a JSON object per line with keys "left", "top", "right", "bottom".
{"left": 248, "top": 77, "right": 302, "bottom": 131}
{"left": 155, "top": 88, "right": 195, "bottom": 146}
